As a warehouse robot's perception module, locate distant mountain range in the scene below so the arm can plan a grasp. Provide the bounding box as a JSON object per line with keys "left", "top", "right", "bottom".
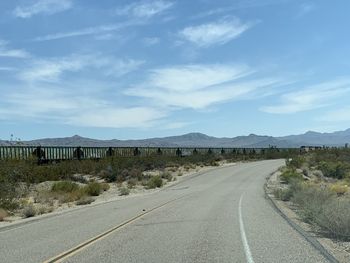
{"left": 2, "top": 129, "right": 350, "bottom": 148}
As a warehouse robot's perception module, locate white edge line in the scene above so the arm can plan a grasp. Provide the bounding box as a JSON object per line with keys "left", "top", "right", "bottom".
{"left": 239, "top": 194, "right": 255, "bottom": 263}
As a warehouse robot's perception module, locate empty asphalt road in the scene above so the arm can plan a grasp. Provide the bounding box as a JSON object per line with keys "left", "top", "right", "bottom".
{"left": 0, "top": 160, "right": 330, "bottom": 263}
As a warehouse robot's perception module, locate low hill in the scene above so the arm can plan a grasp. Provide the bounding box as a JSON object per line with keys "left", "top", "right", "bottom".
{"left": 1, "top": 129, "right": 350, "bottom": 148}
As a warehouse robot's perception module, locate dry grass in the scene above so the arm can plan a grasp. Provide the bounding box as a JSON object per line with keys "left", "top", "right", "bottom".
{"left": 167, "top": 167, "right": 178, "bottom": 173}
{"left": 161, "top": 171, "right": 173, "bottom": 182}
{"left": 119, "top": 187, "right": 130, "bottom": 196}
{"left": 290, "top": 182, "right": 350, "bottom": 240}
{"left": 127, "top": 178, "right": 137, "bottom": 189}
{"left": 48, "top": 181, "right": 108, "bottom": 204}
{"left": 51, "top": 181, "right": 79, "bottom": 193}
{"left": 36, "top": 204, "right": 53, "bottom": 215}
{"left": 329, "top": 182, "right": 349, "bottom": 196}
{"left": 275, "top": 164, "right": 350, "bottom": 241}
{"left": 76, "top": 196, "right": 94, "bottom": 205}
{"left": 273, "top": 188, "right": 293, "bottom": 201}
{"left": 315, "top": 198, "right": 350, "bottom": 239}
{"left": 0, "top": 208, "right": 8, "bottom": 221}
{"left": 100, "top": 183, "right": 110, "bottom": 192}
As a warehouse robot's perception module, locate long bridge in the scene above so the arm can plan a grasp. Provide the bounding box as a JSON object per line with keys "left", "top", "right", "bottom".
{"left": 0, "top": 145, "right": 296, "bottom": 161}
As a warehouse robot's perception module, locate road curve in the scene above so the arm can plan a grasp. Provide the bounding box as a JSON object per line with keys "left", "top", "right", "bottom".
{"left": 0, "top": 160, "right": 329, "bottom": 263}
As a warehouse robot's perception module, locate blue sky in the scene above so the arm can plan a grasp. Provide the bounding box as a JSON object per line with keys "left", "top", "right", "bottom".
{"left": 1, "top": 0, "right": 350, "bottom": 140}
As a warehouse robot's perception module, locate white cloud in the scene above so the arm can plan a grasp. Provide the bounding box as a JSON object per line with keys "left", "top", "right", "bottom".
{"left": 68, "top": 107, "right": 166, "bottom": 128}
{"left": 13, "top": 0, "right": 72, "bottom": 18}
{"left": 0, "top": 40, "right": 30, "bottom": 58}
{"left": 116, "top": 0, "right": 174, "bottom": 18}
{"left": 33, "top": 2, "right": 172, "bottom": 41}
{"left": 260, "top": 79, "right": 350, "bottom": 114}
{"left": 0, "top": 85, "right": 165, "bottom": 128}
{"left": 0, "top": 53, "right": 151, "bottom": 128}
{"left": 0, "top": 49, "right": 30, "bottom": 58}
{"left": 18, "top": 54, "right": 143, "bottom": 82}
{"left": 0, "top": 67, "right": 15, "bottom": 71}
{"left": 125, "top": 64, "right": 280, "bottom": 109}
{"left": 3, "top": 88, "right": 78, "bottom": 117}
{"left": 145, "top": 64, "right": 252, "bottom": 92}
{"left": 100, "top": 58, "right": 145, "bottom": 77}
{"left": 19, "top": 56, "right": 84, "bottom": 82}
{"left": 193, "top": 0, "right": 290, "bottom": 19}
{"left": 179, "top": 17, "right": 254, "bottom": 47}
{"left": 33, "top": 21, "right": 140, "bottom": 41}
{"left": 32, "top": 2, "right": 169, "bottom": 42}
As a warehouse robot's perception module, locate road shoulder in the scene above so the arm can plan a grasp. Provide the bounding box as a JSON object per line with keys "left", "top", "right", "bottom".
{"left": 265, "top": 171, "right": 350, "bottom": 263}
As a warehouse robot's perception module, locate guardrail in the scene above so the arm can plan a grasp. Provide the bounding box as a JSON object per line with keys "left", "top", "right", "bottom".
{"left": 0, "top": 146, "right": 290, "bottom": 161}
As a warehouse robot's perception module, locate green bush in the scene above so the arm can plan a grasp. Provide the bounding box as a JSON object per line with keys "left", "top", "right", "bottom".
{"left": 286, "top": 156, "right": 305, "bottom": 169}
{"left": 280, "top": 169, "right": 303, "bottom": 183}
{"left": 273, "top": 188, "right": 293, "bottom": 201}
{"left": 22, "top": 204, "right": 36, "bottom": 218}
{"left": 0, "top": 170, "right": 19, "bottom": 211}
{"left": 0, "top": 191, "right": 19, "bottom": 211}
{"left": 318, "top": 161, "right": 348, "bottom": 179}
{"left": 99, "top": 167, "right": 118, "bottom": 182}
{"left": 52, "top": 181, "right": 79, "bottom": 193}
{"left": 147, "top": 176, "right": 163, "bottom": 189}
{"left": 210, "top": 160, "right": 220, "bottom": 166}
{"left": 84, "top": 182, "right": 102, "bottom": 196}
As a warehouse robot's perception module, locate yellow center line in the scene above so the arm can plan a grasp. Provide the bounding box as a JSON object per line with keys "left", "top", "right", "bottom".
{"left": 43, "top": 194, "right": 188, "bottom": 263}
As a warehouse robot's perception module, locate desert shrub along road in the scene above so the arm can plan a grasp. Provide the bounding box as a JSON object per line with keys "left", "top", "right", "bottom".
{"left": 274, "top": 149, "right": 350, "bottom": 242}
{"left": 0, "top": 149, "right": 291, "bottom": 216}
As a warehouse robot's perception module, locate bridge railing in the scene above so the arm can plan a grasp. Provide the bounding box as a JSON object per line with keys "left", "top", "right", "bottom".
{"left": 0, "top": 145, "right": 293, "bottom": 161}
